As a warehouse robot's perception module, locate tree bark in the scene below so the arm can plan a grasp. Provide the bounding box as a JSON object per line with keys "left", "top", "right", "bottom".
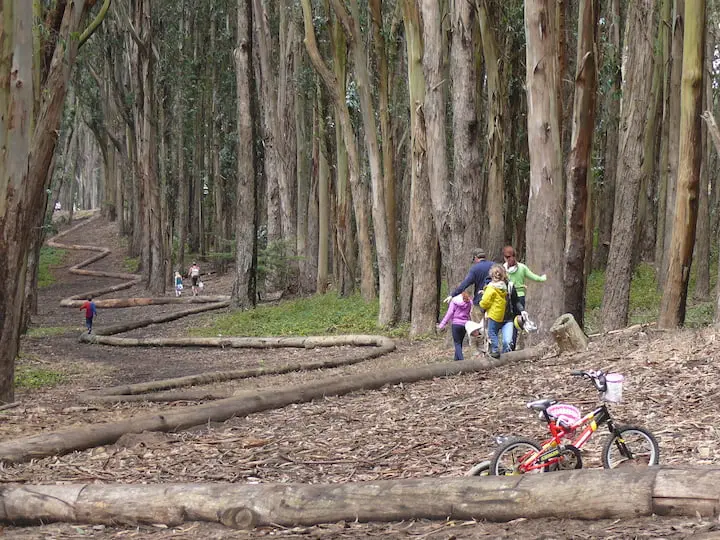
{"left": 659, "top": 0, "right": 685, "bottom": 288}
{"left": 564, "top": 0, "right": 598, "bottom": 328}
{"left": 524, "top": 0, "right": 565, "bottom": 335}
{"left": 600, "top": 0, "right": 656, "bottom": 331}
{"left": 658, "top": 0, "right": 705, "bottom": 328}
{"left": 5, "top": 468, "right": 720, "bottom": 528}
{"left": 231, "top": 0, "right": 258, "bottom": 310}
{"left": 593, "top": 0, "right": 621, "bottom": 270}
{"left": 478, "top": 0, "right": 506, "bottom": 262}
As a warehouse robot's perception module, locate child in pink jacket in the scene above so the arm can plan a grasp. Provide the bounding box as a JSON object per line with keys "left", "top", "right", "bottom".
{"left": 437, "top": 291, "right": 473, "bottom": 360}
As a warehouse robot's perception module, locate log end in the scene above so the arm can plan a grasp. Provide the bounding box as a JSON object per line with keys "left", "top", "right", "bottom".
{"left": 219, "top": 507, "right": 257, "bottom": 529}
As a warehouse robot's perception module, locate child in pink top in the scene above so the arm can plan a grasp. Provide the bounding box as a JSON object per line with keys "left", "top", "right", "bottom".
{"left": 437, "top": 291, "right": 473, "bottom": 360}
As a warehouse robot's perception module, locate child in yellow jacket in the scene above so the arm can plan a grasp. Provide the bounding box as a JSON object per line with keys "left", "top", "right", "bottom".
{"left": 480, "top": 264, "right": 522, "bottom": 357}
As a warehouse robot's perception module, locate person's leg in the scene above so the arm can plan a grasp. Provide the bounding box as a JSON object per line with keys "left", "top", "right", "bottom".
{"left": 451, "top": 324, "right": 466, "bottom": 360}
{"left": 487, "top": 320, "right": 500, "bottom": 356}
{"left": 501, "top": 321, "right": 514, "bottom": 353}
{"left": 511, "top": 296, "right": 526, "bottom": 351}
{"left": 86, "top": 317, "right": 92, "bottom": 334}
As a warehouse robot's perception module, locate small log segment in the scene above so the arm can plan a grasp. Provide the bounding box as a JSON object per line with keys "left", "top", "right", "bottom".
{"left": 0, "top": 467, "right": 717, "bottom": 528}
{"left": 0, "top": 346, "right": 539, "bottom": 464}
{"left": 550, "top": 313, "right": 589, "bottom": 353}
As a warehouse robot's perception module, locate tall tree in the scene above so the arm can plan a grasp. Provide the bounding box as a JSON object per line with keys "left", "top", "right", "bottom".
{"left": 658, "top": 0, "right": 705, "bottom": 328}
{"left": 331, "top": 0, "right": 397, "bottom": 326}
{"left": 1, "top": 0, "right": 92, "bottom": 402}
{"left": 478, "top": 0, "right": 506, "bottom": 261}
{"left": 593, "top": 0, "right": 621, "bottom": 269}
{"left": 232, "top": 0, "right": 258, "bottom": 309}
{"left": 564, "top": 0, "right": 599, "bottom": 327}
{"left": 600, "top": 0, "right": 657, "bottom": 331}
{"left": 524, "top": 0, "right": 565, "bottom": 332}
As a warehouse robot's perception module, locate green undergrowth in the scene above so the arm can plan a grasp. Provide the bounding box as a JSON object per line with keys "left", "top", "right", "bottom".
{"left": 123, "top": 256, "right": 140, "bottom": 273}
{"left": 38, "top": 247, "right": 67, "bottom": 288}
{"left": 190, "top": 293, "right": 409, "bottom": 338}
{"left": 25, "top": 326, "right": 78, "bottom": 338}
{"left": 584, "top": 257, "right": 718, "bottom": 334}
{"left": 14, "top": 364, "right": 66, "bottom": 389}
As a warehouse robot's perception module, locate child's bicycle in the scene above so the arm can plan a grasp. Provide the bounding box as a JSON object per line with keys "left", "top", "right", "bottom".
{"left": 477, "top": 369, "right": 660, "bottom": 475}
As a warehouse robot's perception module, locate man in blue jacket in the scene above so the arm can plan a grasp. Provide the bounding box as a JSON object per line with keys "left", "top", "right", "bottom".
{"left": 444, "top": 248, "right": 494, "bottom": 353}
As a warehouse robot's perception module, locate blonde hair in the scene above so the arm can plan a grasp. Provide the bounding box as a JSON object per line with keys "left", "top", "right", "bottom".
{"left": 489, "top": 264, "right": 507, "bottom": 282}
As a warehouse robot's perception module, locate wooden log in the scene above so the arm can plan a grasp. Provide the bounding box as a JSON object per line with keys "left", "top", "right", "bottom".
{"left": 550, "top": 313, "right": 589, "bottom": 353}
{"left": 78, "top": 336, "right": 396, "bottom": 402}
{"left": 4, "top": 468, "right": 719, "bottom": 528}
{"left": 0, "top": 346, "right": 540, "bottom": 463}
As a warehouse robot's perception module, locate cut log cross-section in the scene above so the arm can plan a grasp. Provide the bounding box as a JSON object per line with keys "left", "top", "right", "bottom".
{"left": 1, "top": 468, "right": 719, "bottom": 528}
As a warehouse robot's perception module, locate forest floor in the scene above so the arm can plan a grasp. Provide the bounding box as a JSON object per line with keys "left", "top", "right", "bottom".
{"left": 2, "top": 216, "right": 720, "bottom": 539}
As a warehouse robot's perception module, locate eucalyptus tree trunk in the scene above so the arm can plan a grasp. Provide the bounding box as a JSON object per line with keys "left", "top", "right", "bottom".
{"left": 659, "top": 0, "right": 705, "bottom": 328}
{"left": 636, "top": 12, "right": 663, "bottom": 265}
{"left": 659, "top": 0, "right": 684, "bottom": 288}
{"left": 564, "top": 0, "right": 598, "bottom": 328}
{"left": 0, "top": 0, "right": 89, "bottom": 402}
{"left": 209, "top": 13, "right": 225, "bottom": 253}
{"left": 448, "top": 0, "right": 481, "bottom": 282}
{"left": 369, "top": 0, "right": 398, "bottom": 283}
{"left": 231, "top": 0, "right": 258, "bottom": 310}
{"left": 524, "top": 0, "right": 565, "bottom": 334}
{"left": 300, "top": 0, "right": 376, "bottom": 302}
{"left": 330, "top": 0, "right": 396, "bottom": 326}
{"left": 693, "top": 29, "right": 712, "bottom": 300}
{"left": 418, "top": 0, "right": 452, "bottom": 274}
{"left": 478, "top": 0, "right": 506, "bottom": 262}
{"left": 133, "top": 0, "right": 165, "bottom": 294}
{"left": 654, "top": 0, "right": 672, "bottom": 274}
{"left": 330, "top": 19, "right": 354, "bottom": 296}
{"left": 316, "top": 93, "right": 330, "bottom": 295}
{"left": 295, "top": 47, "right": 313, "bottom": 293}
{"left": 600, "top": 0, "right": 657, "bottom": 331}
{"left": 593, "top": 0, "right": 621, "bottom": 270}
{"left": 401, "top": 0, "right": 438, "bottom": 335}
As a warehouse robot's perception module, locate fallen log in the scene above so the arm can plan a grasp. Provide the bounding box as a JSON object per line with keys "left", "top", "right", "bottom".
{"left": 79, "top": 336, "right": 396, "bottom": 401}
{"left": 1, "top": 467, "right": 716, "bottom": 528}
{"left": 66, "top": 295, "right": 230, "bottom": 309}
{"left": 0, "top": 346, "right": 540, "bottom": 463}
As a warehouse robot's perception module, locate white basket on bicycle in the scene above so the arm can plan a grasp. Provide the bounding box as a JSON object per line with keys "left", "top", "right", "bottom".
{"left": 545, "top": 403, "right": 582, "bottom": 426}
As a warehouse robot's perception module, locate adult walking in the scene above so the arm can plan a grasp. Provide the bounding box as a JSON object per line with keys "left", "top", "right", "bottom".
{"left": 444, "top": 248, "right": 494, "bottom": 353}
{"left": 503, "top": 245, "right": 546, "bottom": 349}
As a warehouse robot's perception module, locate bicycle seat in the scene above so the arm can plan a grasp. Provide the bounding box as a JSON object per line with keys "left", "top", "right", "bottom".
{"left": 527, "top": 398, "right": 557, "bottom": 411}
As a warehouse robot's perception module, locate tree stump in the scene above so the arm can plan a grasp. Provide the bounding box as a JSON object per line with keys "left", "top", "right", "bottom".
{"left": 550, "top": 313, "right": 589, "bottom": 353}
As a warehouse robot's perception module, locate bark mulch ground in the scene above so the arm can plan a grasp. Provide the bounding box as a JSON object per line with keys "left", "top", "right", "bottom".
{"left": 1, "top": 216, "right": 720, "bottom": 539}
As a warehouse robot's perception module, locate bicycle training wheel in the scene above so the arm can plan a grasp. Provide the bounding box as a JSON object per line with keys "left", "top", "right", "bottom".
{"left": 490, "top": 437, "right": 542, "bottom": 475}
{"left": 602, "top": 425, "right": 660, "bottom": 468}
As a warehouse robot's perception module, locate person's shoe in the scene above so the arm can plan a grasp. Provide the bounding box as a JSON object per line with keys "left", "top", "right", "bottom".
{"left": 489, "top": 351, "right": 500, "bottom": 359}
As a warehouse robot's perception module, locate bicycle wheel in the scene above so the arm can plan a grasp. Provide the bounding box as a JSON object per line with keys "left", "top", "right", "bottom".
{"left": 490, "top": 437, "right": 543, "bottom": 475}
{"left": 602, "top": 425, "right": 660, "bottom": 468}
{"left": 466, "top": 460, "right": 492, "bottom": 476}
{"left": 545, "top": 444, "right": 583, "bottom": 472}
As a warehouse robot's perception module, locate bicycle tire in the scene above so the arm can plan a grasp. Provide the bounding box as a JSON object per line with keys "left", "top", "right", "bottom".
{"left": 490, "top": 437, "right": 543, "bottom": 475}
{"left": 602, "top": 425, "right": 660, "bottom": 469}
{"left": 466, "top": 460, "right": 492, "bottom": 476}
{"left": 545, "top": 444, "right": 583, "bottom": 472}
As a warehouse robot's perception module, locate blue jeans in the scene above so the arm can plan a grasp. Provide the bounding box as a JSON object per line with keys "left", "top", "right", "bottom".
{"left": 487, "top": 319, "right": 513, "bottom": 354}
{"left": 451, "top": 324, "right": 467, "bottom": 360}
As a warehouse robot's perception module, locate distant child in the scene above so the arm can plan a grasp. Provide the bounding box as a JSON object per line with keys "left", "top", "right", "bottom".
{"left": 437, "top": 291, "right": 473, "bottom": 361}
{"left": 174, "top": 271, "right": 184, "bottom": 297}
{"left": 188, "top": 261, "right": 201, "bottom": 296}
{"left": 81, "top": 296, "right": 97, "bottom": 334}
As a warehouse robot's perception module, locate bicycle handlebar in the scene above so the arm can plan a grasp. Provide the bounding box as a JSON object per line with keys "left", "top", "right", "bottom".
{"left": 571, "top": 369, "right": 607, "bottom": 393}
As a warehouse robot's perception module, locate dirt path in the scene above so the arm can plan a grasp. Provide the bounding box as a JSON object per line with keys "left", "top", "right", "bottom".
{"left": 2, "top": 217, "right": 720, "bottom": 538}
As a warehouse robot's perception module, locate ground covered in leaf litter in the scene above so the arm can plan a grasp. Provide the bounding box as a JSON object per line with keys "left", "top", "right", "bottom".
{"left": 2, "top": 217, "right": 720, "bottom": 539}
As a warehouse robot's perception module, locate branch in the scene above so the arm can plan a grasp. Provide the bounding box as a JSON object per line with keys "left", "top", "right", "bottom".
{"left": 702, "top": 110, "right": 720, "bottom": 157}
{"left": 78, "top": 0, "right": 112, "bottom": 48}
